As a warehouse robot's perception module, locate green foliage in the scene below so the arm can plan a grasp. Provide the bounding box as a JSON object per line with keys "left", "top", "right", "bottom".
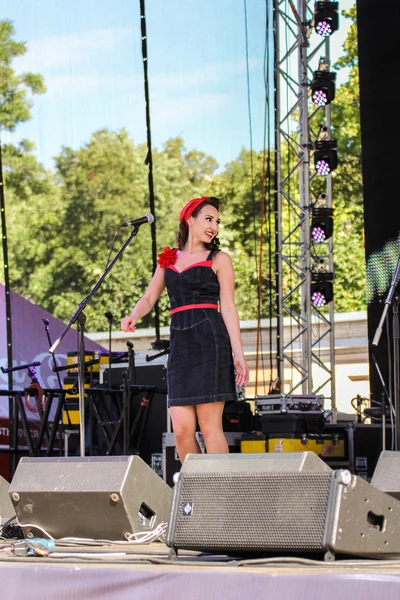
{"left": 210, "top": 149, "right": 274, "bottom": 320}
{"left": 3, "top": 130, "right": 220, "bottom": 331}
{"left": 0, "top": 19, "right": 51, "bottom": 305}
{"left": 0, "top": 141, "right": 61, "bottom": 297}
{"left": 0, "top": 20, "right": 46, "bottom": 130}
{"left": 330, "top": 6, "right": 366, "bottom": 312}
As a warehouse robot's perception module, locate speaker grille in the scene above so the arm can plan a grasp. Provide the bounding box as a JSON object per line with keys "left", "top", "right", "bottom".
{"left": 171, "top": 472, "right": 332, "bottom": 551}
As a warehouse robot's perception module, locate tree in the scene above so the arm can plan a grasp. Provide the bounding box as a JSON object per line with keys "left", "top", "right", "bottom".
{"left": 1, "top": 140, "right": 61, "bottom": 296}
{"left": 330, "top": 6, "right": 366, "bottom": 312}
{"left": 210, "top": 148, "right": 272, "bottom": 320}
{"left": 0, "top": 19, "right": 49, "bottom": 295}
{"left": 0, "top": 19, "right": 46, "bottom": 130}
{"left": 17, "top": 131, "right": 219, "bottom": 332}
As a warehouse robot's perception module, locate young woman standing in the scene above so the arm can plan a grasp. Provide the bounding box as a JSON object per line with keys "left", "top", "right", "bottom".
{"left": 121, "top": 196, "right": 249, "bottom": 463}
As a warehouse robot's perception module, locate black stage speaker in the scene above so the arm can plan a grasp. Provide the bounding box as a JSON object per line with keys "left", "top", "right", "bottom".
{"left": 166, "top": 452, "right": 400, "bottom": 560}
{"left": 0, "top": 475, "right": 14, "bottom": 521}
{"left": 9, "top": 455, "right": 172, "bottom": 540}
{"left": 371, "top": 451, "right": 400, "bottom": 501}
{"left": 357, "top": 0, "right": 400, "bottom": 401}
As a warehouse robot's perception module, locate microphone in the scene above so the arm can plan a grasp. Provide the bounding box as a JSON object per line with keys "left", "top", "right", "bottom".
{"left": 121, "top": 214, "right": 154, "bottom": 228}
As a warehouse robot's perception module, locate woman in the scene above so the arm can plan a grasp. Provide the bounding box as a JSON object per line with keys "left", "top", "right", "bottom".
{"left": 121, "top": 196, "right": 249, "bottom": 463}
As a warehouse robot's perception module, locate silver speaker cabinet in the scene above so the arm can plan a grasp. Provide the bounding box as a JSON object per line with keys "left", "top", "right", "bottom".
{"left": 9, "top": 455, "right": 172, "bottom": 540}
{"left": 371, "top": 451, "right": 400, "bottom": 500}
{"left": 178, "top": 451, "right": 333, "bottom": 475}
{"left": 166, "top": 452, "right": 400, "bottom": 560}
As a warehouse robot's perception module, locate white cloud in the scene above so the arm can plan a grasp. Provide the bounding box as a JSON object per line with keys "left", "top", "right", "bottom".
{"left": 151, "top": 93, "right": 228, "bottom": 125}
{"left": 14, "top": 27, "right": 137, "bottom": 72}
{"left": 37, "top": 60, "right": 261, "bottom": 99}
{"left": 151, "top": 58, "right": 261, "bottom": 93}
{"left": 43, "top": 73, "right": 143, "bottom": 96}
{"left": 21, "top": 43, "right": 261, "bottom": 100}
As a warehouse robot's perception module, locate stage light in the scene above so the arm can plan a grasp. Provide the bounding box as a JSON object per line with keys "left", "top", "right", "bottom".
{"left": 311, "top": 206, "right": 333, "bottom": 244}
{"left": 314, "top": 139, "right": 338, "bottom": 176}
{"left": 311, "top": 272, "right": 334, "bottom": 308}
{"left": 314, "top": 1, "right": 339, "bottom": 37}
{"left": 311, "top": 70, "right": 336, "bottom": 107}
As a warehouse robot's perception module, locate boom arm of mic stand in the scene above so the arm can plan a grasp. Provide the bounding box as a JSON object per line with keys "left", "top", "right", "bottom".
{"left": 48, "top": 226, "right": 141, "bottom": 354}
{"left": 372, "top": 251, "right": 400, "bottom": 347}
{"left": 47, "top": 226, "right": 141, "bottom": 457}
{"left": 371, "top": 251, "right": 400, "bottom": 450}
{"left": 146, "top": 348, "right": 169, "bottom": 362}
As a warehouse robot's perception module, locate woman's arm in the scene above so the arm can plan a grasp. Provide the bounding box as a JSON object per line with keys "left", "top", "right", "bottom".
{"left": 121, "top": 265, "right": 166, "bottom": 332}
{"left": 215, "top": 251, "right": 249, "bottom": 387}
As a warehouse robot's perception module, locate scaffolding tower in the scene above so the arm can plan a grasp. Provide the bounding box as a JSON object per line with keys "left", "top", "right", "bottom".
{"left": 274, "top": 0, "right": 337, "bottom": 418}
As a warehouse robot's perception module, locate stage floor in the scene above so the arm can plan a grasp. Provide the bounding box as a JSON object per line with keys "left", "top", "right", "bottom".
{"left": 2, "top": 541, "right": 400, "bottom": 600}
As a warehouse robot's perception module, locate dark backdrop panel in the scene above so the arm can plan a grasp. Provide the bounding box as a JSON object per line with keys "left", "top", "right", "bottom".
{"left": 357, "top": 0, "right": 400, "bottom": 402}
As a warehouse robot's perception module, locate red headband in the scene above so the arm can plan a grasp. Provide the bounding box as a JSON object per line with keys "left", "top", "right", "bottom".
{"left": 179, "top": 196, "right": 209, "bottom": 223}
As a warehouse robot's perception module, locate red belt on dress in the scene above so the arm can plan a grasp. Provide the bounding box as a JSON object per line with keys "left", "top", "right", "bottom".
{"left": 170, "top": 303, "right": 218, "bottom": 315}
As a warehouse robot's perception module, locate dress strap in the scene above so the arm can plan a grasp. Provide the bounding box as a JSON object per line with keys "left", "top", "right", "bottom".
{"left": 206, "top": 248, "right": 220, "bottom": 260}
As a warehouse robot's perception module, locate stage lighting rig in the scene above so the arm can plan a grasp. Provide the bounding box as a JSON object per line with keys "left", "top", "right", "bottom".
{"left": 314, "top": 1, "right": 339, "bottom": 37}
{"left": 311, "top": 70, "right": 336, "bottom": 107}
{"left": 311, "top": 272, "right": 334, "bottom": 308}
{"left": 311, "top": 205, "right": 333, "bottom": 243}
{"left": 314, "top": 139, "right": 338, "bottom": 176}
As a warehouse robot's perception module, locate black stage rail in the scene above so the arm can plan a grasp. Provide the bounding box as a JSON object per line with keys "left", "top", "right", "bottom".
{"left": 1, "top": 382, "right": 160, "bottom": 479}
{"left": 0, "top": 387, "right": 70, "bottom": 477}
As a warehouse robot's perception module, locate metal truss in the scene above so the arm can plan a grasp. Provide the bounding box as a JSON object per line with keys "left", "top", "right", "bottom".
{"left": 274, "top": 0, "right": 336, "bottom": 417}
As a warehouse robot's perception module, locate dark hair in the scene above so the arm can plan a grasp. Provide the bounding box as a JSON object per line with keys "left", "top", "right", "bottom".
{"left": 176, "top": 196, "right": 221, "bottom": 251}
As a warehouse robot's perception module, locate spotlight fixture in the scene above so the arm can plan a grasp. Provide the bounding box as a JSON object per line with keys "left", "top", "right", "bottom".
{"left": 314, "top": 139, "right": 338, "bottom": 176}
{"left": 311, "top": 70, "right": 336, "bottom": 107}
{"left": 311, "top": 272, "right": 334, "bottom": 308}
{"left": 314, "top": 1, "right": 339, "bottom": 37}
{"left": 311, "top": 206, "right": 333, "bottom": 243}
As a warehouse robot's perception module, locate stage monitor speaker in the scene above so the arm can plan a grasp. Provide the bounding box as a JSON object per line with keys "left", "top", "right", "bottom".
{"left": 166, "top": 452, "right": 400, "bottom": 560}
{"left": 0, "top": 475, "right": 14, "bottom": 521}
{"left": 9, "top": 455, "right": 172, "bottom": 540}
{"left": 371, "top": 451, "right": 400, "bottom": 500}
{"left": 178, "top": 451, "right": 332, "bottom": 474}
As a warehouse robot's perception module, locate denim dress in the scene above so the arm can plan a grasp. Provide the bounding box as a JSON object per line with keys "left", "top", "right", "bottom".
{"left": 165, "top": 249, "right": 237, "bottom": 407}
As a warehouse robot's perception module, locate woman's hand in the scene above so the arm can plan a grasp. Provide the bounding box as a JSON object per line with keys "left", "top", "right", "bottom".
{"left": 121, "top": 314, "right": 138, "bottom": 333}
{"left": 234, "top": 355, "right": 249, "bottom": 388}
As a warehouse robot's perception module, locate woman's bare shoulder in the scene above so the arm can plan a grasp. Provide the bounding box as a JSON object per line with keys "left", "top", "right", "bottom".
{"left": 214, "top": 250, "right": 233, "bottom": 269}
{"left": 215, "top": 249, "right": 231, "bottom": 260}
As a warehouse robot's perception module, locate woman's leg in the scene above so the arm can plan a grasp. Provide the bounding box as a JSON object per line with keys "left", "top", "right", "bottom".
{"left": 169, "top": 405, "right": 201, "bottom": 463}
{"left": 196, "top": 401, "right": 228, "bottom": 454}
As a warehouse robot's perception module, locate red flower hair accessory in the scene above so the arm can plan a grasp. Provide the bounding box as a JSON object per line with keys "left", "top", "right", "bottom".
{"left": 157, "top": 246, "right": 178, "bottom": 268}
{"left": 179, "top": 196, "right": 209, "bottom": 223}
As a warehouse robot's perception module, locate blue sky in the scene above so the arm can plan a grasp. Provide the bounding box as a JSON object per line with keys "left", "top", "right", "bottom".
{"left": 1, "top": 0, "right": 355, "bottom": 172}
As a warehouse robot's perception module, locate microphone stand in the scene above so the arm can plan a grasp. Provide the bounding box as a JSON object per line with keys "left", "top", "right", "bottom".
{"left": 104, "top": 311, "right": 114, "bottom": 378}
{"left": 43, "top": 319, "right": 63, "bottom": 389}
{"left": 49, "top": 225, "right": 142, "bottom": 457}
{"left": 371, "top": 251, "right": 400, "bottom": 450}
{"left": 393, "top": 294, "right": 400, "bottom": 449}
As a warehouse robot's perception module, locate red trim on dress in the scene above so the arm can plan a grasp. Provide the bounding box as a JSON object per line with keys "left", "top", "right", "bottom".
{"left": 170, "top": 303, "right": 218, "bottom": 315}
{"left": 168, "top": 259, "right": 212, "bottom": 273}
